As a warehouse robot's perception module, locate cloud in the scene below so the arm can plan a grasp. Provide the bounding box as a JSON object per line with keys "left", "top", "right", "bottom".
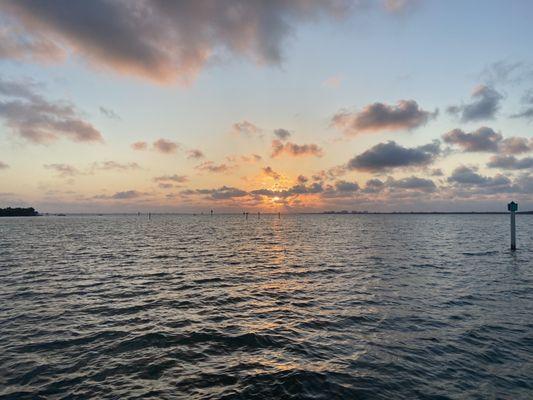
{"left": 99, "top": 106, "right": 120, "bottom": 120}
{"left": 153, "top": 174, "right": 188, "bottom": 183}
{"left": 273, "top": 128, "right": 291, "bottom": 140}
{"left": 312, "top": 165, "right": 347, "bottom": 182}
{"left": 510, "top": 92, "right": 533, "bottom": 120}
{"left": 487, "top": 155, "right": 533, "bottom": 170}
{"left": 347, "top": 140, "right": 440, "bottom": 172}
{"left": 0, "top": 77, "right": 103, "bottom": 144}
{"left": 153, "top": 138, "right": 180, "bottom": 154}
{"left": 131, "top": 141, "right": 148, "bottom": 151}
{"left": 0, "top": 1, "right": 354, "bottom": 84}
{"left": 187, "top": 149, "right": 204, "bottom": 159}
{"left": 226, "top": 154, "right": 262, "bottom": 164}
{"left": 334, "top": 180, "right": 359, "bottom": 192}
{"left": 0, "top": 23, "right": 65, "bottom": 63}
{"left": 331, "top": 100, "right": 436, "bottom": 135}
{"left": 110, "top": 190, "right": 144, "bottom": 200}
{"left": 262, "top": 166, "right": 281, "bottom": 180}
{"left": 195, "top": 161, "right": 233, "bottom": 173}
{"left": 499, "top": 137, "right": 533, "bottom": 154}
{"left": 447, "top": 86, "right": 503, "bottom": 122}
{"left": 511, "top": 108, "right": 533, "bottom": 120}
{"left": 182, "top": 186, "right": 248, "bottom": 200}
{"left": 271, "top": 139, "right": 323, "bottom": 158}
{"left": 91, "top": 161, "right": 140, "bottom": 171}
{"left": 232, "top": 120, "right": 262, "bottom": 137}
{"left": 363, "top": 178, "right": 385, "bottom": 193}
{"left": 0, "top": 161, "right": 9, "bottom": 169}
{"left": 44, "top": 163, "right": 79, "bottom": 177}
{"left": 251, "top": 182, "right": 324, "bottom": 198}
{"left": 387, "top": 176, "right": 436, "bottom": 192}
{"left": 480, "top": 60, "right": 533, "bottom": 86}
{"left": 383, "top": 0, "right": 420, "bottom": 14}
{"left": 297, "top": 175, "right": 308, "bottom": 184}
{"left": 322, "top": 75, "right": 342, "bottom": 88}
{"left": 447, "top": 165, "right": 511, "bottom": 187}
{"left": 443, "top": 127, "right": 532, "bottom": 155}
{"left": 442, "top": 127, "right": 502, "bottom": 152}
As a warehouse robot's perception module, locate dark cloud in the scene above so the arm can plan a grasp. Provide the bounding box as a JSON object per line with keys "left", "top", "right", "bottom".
{"left": 153, "top": 174, "right": 188, "bottom": 183}
{"left": 271, "top": 140, "right": 323, "bottom": 158}
{"left": 273, "top": 128, "right": 291, "bottom": 141}
{"left": 487, "top": 155, "right": 533, "bottom": 170}
{"left": 334, "top": 180, "right": 359, "bottom": 192}
{"left": 447, "top": 165, "right": 511, "bottom": 187}
{"left": 250, "top": 182, "right": 323, "bottom": 198}
{"left": 99, "top": 106, "right": 120, "bottom": 120}
{"left": 347, "top": 140, "right": 440, "bottom": 172}
{"left": 331, "top": 100, "right": 437, "bottom": 135}
{"left": 442, "top": 127, "right": 502, "bottom": 152}
{"left": 153, "top": 138, "right": 180, "bottom": 154}
{"left": 195, "top": 161, "right": 233, "bottom": 173}
{"left": 443, "top": 127, "right": 532, "bottom": 155}
{"left": 187, "top": 149, "right": 204, "bottom": 159}
{"left": 387, "top": 176, "right": 436, "bottom": 192}
{"left": 0, "top": 1, "right": 355, "bottom": 84}
{"left": 44, "top": 163, "right": 79, "bottom": 177}
{"left": 430, "top": 168, "right": 444, "bottom": 176}
{"left": 0, "top": 161, "right": 9, "bottom": 169}
{"left": 363, "top": 178, "right": 385, "bottom": 193}
{"left": 447, "top": 86, "right": 502, "bottom": 122}
{"left": 182, "top": 186, "right": 247, "bottom": 200}
{"left": 262, "top": 166, "right": 281, "bottom": 180}
{"left": 0, "top": 77, "right": 103, "bottom": 144}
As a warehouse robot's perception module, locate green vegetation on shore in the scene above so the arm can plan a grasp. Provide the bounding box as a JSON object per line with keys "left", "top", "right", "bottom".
{"left": 0, "top": 207, "right": 38, "bottom": 217}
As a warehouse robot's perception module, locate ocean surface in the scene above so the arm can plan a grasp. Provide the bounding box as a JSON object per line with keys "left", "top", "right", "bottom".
{"left": 1, "top": 214, "right": 532, "bottom": 399}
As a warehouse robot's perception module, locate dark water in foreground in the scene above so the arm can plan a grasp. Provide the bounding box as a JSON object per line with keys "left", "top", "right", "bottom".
{"left": 0, "top": 214, "right": 532, "bottom": 399}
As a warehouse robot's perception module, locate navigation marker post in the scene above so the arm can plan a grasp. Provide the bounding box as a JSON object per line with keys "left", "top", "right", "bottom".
{"left": 507, "top": 201, "right": 518, "bottom": 251}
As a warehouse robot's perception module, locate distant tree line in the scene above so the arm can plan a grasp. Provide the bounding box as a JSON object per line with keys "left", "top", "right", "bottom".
{"left": 0, "top": 207, "right": 38, "bottom": 217}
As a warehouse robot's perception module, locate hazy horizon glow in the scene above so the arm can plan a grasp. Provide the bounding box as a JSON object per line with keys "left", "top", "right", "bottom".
{"left": 1, "top": 0, "right": 533, "bottom": 213}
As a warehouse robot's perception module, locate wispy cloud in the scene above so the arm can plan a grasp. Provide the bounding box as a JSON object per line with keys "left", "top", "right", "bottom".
{"left": 195, "top": 161, "right": 234, "bottom": 174}
{"left": 262, "top": 166, "right": 281, "bottom": 180}
{"left": 99, "top": 106, "right": 120, "bottom": 120}
{"left": 44, "top": 163, "right": 80, "bottom": 177}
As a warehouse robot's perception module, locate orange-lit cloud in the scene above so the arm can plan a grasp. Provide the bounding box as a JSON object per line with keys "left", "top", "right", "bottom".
{"left": 0, "top": 1, "right": 357, "bottom": 84}
{"left": 271, "top": 140, "right": 323, "bottom": 158}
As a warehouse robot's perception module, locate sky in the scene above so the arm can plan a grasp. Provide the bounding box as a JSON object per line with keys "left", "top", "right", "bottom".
{"left": 1, "top": 0, "right": 533, "bottom": 213}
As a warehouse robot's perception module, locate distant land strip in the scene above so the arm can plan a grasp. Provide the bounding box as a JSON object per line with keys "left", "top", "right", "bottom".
{"left": 0, "top": 207, "right": 38, "bottom": 217}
